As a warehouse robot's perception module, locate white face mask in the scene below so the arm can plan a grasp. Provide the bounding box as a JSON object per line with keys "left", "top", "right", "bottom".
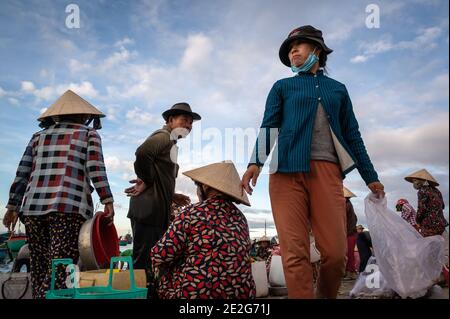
{"left": 171, "top": 127, "right": 190, "bottom": 140}
{"left": 291, "top": 48, "right": 319, "bottom": 73}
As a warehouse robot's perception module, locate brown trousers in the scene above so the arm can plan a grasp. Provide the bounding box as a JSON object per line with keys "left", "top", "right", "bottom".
{"left": 269, "top": 161, "right": 347, "bottom": 299}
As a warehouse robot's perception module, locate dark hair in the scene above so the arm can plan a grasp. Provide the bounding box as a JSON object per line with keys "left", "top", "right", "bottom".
{"left": 55, "top": 114, "right": 90, "bottom": 124}
{"left": 38, "top": 117, "right": 55, "bottom": 129}
{"left": 194, "top": 182, "right": 236, "bottom": 203}
{"left": 165, "top": 112, "right": 193, "bottom": 124}
{"left": 46, "top": 114, "right": 102, "bottom": 130}
{"left": 318, "top": 51, "right": 327, "bottom": 68}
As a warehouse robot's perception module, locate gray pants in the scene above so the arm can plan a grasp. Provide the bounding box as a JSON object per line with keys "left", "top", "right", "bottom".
{"left": 130, "top": 219, "right": 165, "bottom": 270}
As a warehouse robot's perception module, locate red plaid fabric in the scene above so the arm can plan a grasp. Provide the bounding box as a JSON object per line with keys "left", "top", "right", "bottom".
{"left": 7, "top": 123, "right": 113, "bottom": 218}
{"left": 400, "top": 202, "right": 418, "bottom": 228}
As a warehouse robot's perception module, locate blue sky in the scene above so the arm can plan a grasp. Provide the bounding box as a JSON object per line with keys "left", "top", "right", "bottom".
{"left": 0, "top": 0, "right": 448, "bottom": 237}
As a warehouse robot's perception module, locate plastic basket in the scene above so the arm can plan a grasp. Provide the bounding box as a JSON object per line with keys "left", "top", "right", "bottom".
{"left": 45, "top": 256, "right": 147, "bottom": 299}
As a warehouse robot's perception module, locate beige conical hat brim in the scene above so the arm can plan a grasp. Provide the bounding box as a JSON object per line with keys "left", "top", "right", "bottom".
{"left": 257, "top": 235, "right": 271, "bottom": 243}
{"left": 183, "top": 161, "right": 251, "bottom": 206}
{"left": 405, "top": 169, "right": 439, "bottom": 186}
{"left": 343, "top": 186, "right": 356, "bottom": 198}
{"left": 38, "top": 90, "right": 105, "bottom": 121}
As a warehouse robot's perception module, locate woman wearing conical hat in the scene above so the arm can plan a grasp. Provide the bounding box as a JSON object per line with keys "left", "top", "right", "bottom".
{"left": 151, "top": 161, "right": 256, "bottom": 299}
{"left": 404, "top": 169, "right": 448, "bottom": 237}
{"left": 256, "top": 235, "right": 271, "bottom": 261}
{"left": 2, "top": 90, "right": 114, "bottom": 299}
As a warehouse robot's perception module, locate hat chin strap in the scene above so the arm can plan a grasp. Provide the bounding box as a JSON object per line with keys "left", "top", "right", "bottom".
{"left": 85, "top": 117, "right": 102, "bottom": 129}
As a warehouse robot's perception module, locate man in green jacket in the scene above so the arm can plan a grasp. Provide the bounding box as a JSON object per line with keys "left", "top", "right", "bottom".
{"left": 125, "top": 102, "right": 201, "bottom": 296}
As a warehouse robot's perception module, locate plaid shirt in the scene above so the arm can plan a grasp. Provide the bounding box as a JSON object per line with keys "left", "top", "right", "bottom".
{"left": 7, "top": 123, "right": 113, "bottom": 219}
{"left": 401, "top": 202, "right": 418, "bottom": 227}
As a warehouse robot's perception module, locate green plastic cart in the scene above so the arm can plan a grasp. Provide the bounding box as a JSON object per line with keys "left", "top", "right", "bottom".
{"left": 45, "top": 256, "right": 147, "bottom": 299}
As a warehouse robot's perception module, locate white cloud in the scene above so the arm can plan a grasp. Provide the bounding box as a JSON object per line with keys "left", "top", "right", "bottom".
{"left": 353, "top": 73, "right": 449, "bottom": 128}
{"left": 361, "top": 38, "right": 395, "bottom": 55}
{"left": 397, "top": 26, "right": 442, "bottom": 50}
{"left": 69, "top": 59, "right": 91, "bottom": 73}
{"left": 350, "top": 55, "right": 369, "bottom": 63}
{"left": 353, "top": 26, "right": 443, "bottom": 63}
{"left": 39, "top": 107, "right": 47, "bottom": 114}
{"left": 415, "top": 73, "right": 449, "bottom": 103}
{"left": 126, "top": 107, "right": 159, "bottom": 126}
{"left": 21, "top": 81, "right": 36, "bottom": 92}
{"left": 115, "top": 37, "right": 135, "bottom": 47}
{"left": 33, "top": 86, "right": 54, "bottom": 100}
{"left": 0, "top": 86, "right": 5, "bottom": 97}
{"left": 180, "top": 34, "right": 213, "bottom": 71}
{"left": 8, "top": 97, "right": 19, "bottom": 106}
{"left": 101, "top": 47, "right": 136, "bottom": 71}
{"left": 23, "top": 81, "right": 99, "bottom": 101}
{"left": 365, "top": 112, "right": 449, "bottom": 169}
{"left": 65, "top": 82, "right": 98, "bottom": 98}
{"left": 104, "top": 155, "right": 135, "bottom": 181}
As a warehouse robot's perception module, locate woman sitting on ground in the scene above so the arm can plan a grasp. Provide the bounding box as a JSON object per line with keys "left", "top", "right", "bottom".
{"left": 151, "top": 161, "right": 256, "bottom": 299}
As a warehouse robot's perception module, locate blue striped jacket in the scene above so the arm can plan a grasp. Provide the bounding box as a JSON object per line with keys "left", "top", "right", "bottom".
{"left": 250, "top": 69, "right": 379, "bottom": 185}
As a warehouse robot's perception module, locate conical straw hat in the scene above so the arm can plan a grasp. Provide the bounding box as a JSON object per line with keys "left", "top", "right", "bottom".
{"left": 257, "top": 235, "right": 271, "bottom": 243}
{"left": 404, "top": 169, "right": 439, "bottom": 187}
{"left": 183, "top": 161, "right": 251, "bottom": 206}
{"left": 38, "top": 90, "right": 105, "bottom": 121}
{"left": 343, "top": 186, "right": 356, "bottom": 198}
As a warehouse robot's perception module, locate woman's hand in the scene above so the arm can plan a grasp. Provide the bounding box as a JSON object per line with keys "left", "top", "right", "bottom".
{"left": 368, "top": 181, "right": 385, "bottom": 199}
{"left": 3, "top": 209, "right": 19, "bottom": 232}
{"left": 172, "top": 193, "right": 191, "bottom": 207}
{"left": 103, "top": 203, "right": 115, "bottom": 226}
{"left": 124, "top": 178, "right": 147, "bottom": 197}
{"left": 240, "top": 165, "right": 261, "bottom": 195}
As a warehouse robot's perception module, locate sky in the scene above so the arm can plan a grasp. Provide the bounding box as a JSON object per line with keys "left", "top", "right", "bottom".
{"left": 0, "top": 0, "right": 448, "bottom": 238}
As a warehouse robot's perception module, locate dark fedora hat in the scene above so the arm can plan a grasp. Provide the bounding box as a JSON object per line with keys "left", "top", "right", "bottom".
{"left": 279, "top": 25, "right": 333, "bottom": 67}
{"left": 162, "top": 102, "right": 201, "bottom": 122}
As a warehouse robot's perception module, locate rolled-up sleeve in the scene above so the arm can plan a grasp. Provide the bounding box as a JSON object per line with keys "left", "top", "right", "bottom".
{"left": 7, "top": 135, "right": 36, "bottom": 211}
{"left": 87, "top": 129, "right": 113, "bottom": 204}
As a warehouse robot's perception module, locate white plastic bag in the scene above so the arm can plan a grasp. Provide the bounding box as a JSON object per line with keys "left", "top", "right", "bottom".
{"left": 364, "top": 193, "right": 446, "bottom": 299}
{"left": 268, "top": 255, "right": 286, "bottom": 287}
{"left": 251, "top": 261, "right": 269, "bottom": 297}
{"left": 350, "top": 256, "right": 394, "bottom": 298}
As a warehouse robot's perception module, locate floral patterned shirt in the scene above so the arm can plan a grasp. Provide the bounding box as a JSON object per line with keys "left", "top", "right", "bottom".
{"left": 151, "top": 196, "right": 256, "bottom": 299}
{"left": 416, "top": 186, "right": 448, "bottom": 236}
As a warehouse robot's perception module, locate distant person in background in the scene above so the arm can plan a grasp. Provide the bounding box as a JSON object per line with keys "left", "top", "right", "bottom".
{"left": 266, "top": 235, "right": 281, "bottom": 275}
{"left": 396, "top": 198, "right": 420, "bottom": 232}
{"left": 343, "top": 187, "right": 358, "bottom": 280}
{"left": 356, "top": 225, "right": 373, "bottom": 273}
{"left": 404, "top": 169, "right": 449, "bottom": 273}
{"left": 2, "top": 90, "right": 114, "bottom": 299}
{"left": 404, "top": 169, "right": 448, "bottom": 237}
{"left": 250, "top": 239, "right": 258, "bottom": 259}
{"left": 256, "top": 235, "right": 272, "bottom": 261}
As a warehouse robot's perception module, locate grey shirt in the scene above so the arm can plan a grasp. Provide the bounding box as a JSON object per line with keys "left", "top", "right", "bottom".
{"left": 310, "top": 103, "right": 339, "bottom": 163}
